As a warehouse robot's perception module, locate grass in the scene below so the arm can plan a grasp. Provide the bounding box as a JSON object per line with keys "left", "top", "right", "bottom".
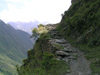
{"left": 0, "top": 54, "right": 21, "bottom": 75}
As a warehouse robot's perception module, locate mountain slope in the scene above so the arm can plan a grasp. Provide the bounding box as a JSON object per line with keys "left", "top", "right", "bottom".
{"left": 17, "top": 0, "right": 100, "bottom": 75}
{"left": 57, "top": 0, "right": 100, "bottom": 74}
{"left": 17, "top": 24, "right": 69, "bottom": 75}
{"left": 0, "top": 20, "right": 33, "bottom": 75}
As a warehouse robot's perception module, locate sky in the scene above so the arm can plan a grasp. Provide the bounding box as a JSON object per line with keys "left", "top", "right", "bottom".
{"left": 0, "top": 0, "right": 71, "bottom": 24}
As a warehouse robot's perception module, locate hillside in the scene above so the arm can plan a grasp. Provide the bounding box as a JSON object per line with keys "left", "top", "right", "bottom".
{"left": 57, "top": 0, "right": 100, "bottom": 74}
{"left": 17, "top": 24, "right": 70, "bottom": 75}
{"left": 17, "top": 0, "right": 100, "bottom": 75}
{"left": 0, "top": 20, "right": 33, "bottom": 75}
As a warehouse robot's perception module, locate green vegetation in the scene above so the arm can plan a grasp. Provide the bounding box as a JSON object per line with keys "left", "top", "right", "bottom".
{"left": 0, "top": 20, "right": 33, "bottom": 75}
{"left": 32, "top": 28, "right": 39, "bottom": 37}
{"left": 57, "top": 0, "right": 100, "bottom": 74}
{"left": 0, "top": 54, "right": 20, "bottom": 75}
{"left": 37, "top": 24, "right": 48, "bottom": 34}
{"left": 18, "top": 26, "right": 69, "bottom": 75}
{"left": 32, "top": 24, "right": 48, "bottom": 39}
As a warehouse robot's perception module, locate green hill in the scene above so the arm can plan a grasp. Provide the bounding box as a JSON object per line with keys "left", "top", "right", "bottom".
{"left": 0, "top": 20, "right": 33, "bottom": 75}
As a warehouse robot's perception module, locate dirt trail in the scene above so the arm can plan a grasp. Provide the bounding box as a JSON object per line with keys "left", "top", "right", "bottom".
{"left": 66, "top": 50, "right": 91, "bottom": 75}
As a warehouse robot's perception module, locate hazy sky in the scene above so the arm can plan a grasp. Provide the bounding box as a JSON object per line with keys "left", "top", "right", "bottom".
{"left": 0, "top": 0, "right": 71, "bottom": 24}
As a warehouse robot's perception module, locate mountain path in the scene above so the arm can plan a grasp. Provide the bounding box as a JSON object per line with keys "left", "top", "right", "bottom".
{"left": 47, "top": 25, "right": 92, "bottom": 75}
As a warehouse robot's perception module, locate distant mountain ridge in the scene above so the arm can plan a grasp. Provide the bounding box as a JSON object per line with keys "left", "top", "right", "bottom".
{"left": 8, "top": 21, "right": 39, "bottom": 34}
{"left": 0, "top": 20, "right": 33, "bottom": 75}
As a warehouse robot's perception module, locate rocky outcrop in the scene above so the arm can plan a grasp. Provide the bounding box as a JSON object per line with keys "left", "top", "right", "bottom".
{"left": 46, "top": 25, "right": 91, "bottom": 75}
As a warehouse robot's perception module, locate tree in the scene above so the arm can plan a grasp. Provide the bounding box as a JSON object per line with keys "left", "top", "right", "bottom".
{"left": 31, "top": 28, "right": 39, "bottom": 40}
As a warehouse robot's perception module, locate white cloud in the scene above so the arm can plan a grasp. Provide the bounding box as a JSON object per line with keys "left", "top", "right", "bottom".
{"left": 0, "top": 0, "right": 71, "bottom": 24}
{"left": 6, "top": 0, "right": 25, "bottom": 2}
